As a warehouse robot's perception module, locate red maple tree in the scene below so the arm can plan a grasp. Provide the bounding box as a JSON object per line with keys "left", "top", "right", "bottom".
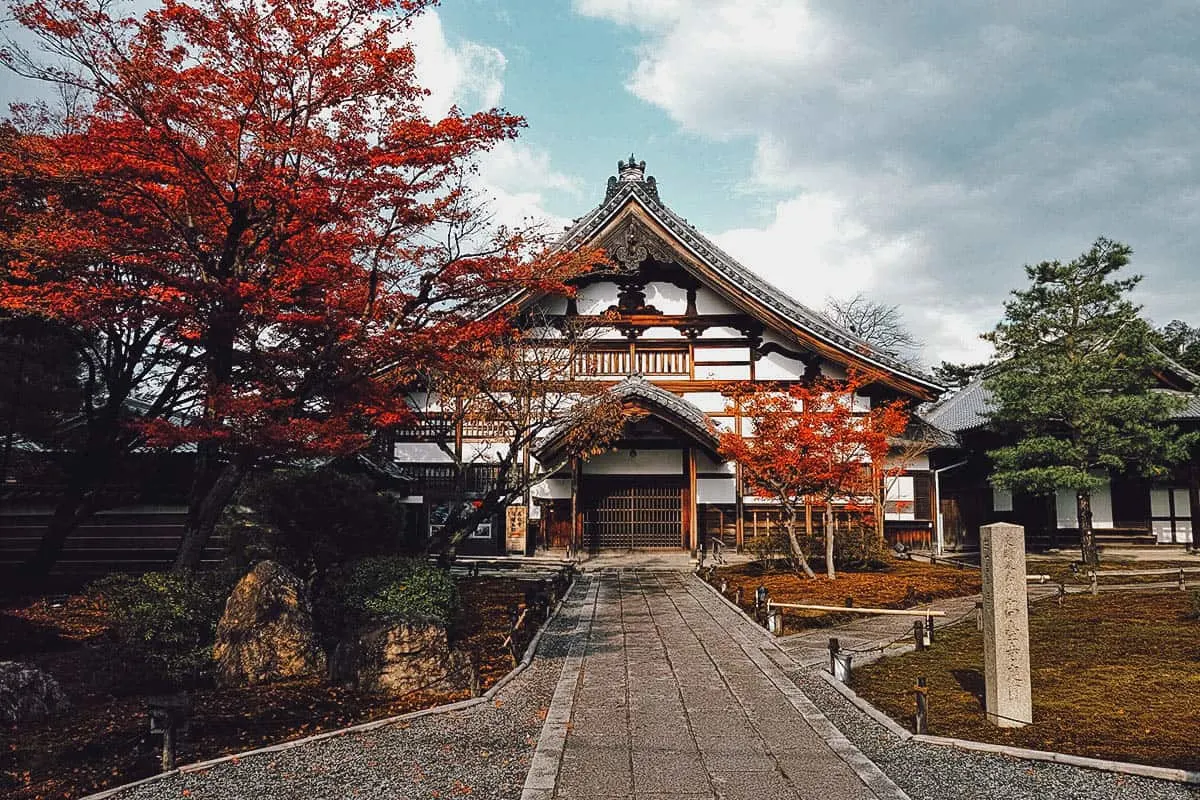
{"left": 719, "top": 374, "right": 909, "bottom": 579}
{"left": 0, "top": 0, "right": 590, "bottom": 570}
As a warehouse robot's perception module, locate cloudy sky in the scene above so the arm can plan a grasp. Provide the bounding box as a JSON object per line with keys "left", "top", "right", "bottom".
{"left": 5, "top": 0, "right": 1199, "bottom": 367}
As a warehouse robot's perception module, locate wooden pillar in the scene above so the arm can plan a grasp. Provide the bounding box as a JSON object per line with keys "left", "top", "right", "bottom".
{"left": 1188, "top": 463, "right": 1200, "bottom": 550}
{"left": 687, "top": 447, "right": 698, "bottom": 552}
{"left": 570, "top": 456, "right": 580, "bottom": 555}
{"left": 735, "top": 461, "right": 745, "bottom": 550}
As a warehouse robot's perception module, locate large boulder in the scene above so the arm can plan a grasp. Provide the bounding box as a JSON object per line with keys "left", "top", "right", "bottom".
{"left": 0, "top": 661, "right": 69, "bottom": 724}
{"left": 213, "top": 560, "right": 326, "bottom": 687}
{"left": 331, "top": 621, "right": 477, "bottom": 696}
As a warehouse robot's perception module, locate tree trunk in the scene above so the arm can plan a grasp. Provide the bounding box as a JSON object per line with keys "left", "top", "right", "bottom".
{"left": 23, "top": 433, "right": 118, "bottom": 580}
{"left": 1046, "top": 493, "right": 1059, "bottom": 550}
{"left": 1076, "top": 489, "right": 1099, "bottom": 567}
{"left": 785, "top": 508, "right": 816, "bottom": 579}
{"left": 23, "top": 471, "right": 93, "bottom": 581}
{"left": 173, "top": 456, "right": 247, "bottom": 572}
{"left": 824, "top": 502, "right": 836, "bottom": 580}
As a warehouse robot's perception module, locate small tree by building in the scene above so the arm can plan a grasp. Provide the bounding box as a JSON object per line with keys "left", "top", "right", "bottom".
{"left": 409, "top": 313, "right": 626, "bottom": 556}
{"left": 984, "top": 238, "right": 1193, "bottom": 567}
{"left": 719, "top": 375, "right": 908, "bottom": 579}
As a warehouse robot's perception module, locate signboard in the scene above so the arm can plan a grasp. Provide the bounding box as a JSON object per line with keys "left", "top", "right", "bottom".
{"left": 505, "top": 505, "right": 528, "bottom": 554}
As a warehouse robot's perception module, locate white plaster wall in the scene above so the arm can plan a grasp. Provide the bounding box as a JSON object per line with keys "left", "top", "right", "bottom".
{"left": 393, "top": 442, "right": 453, "bottom": 463}
{"left": 1057, "top": 485, "right": 1114, "bottom": 529}
{"left": 755, "top": 351, "right": 804, "bottom": 380}
{"left": 709, "top": 416, "right": 736, "bottom": 433}
{"left": 694, "top": 346, "right": 751, "bottom": 363}
{"left": 884, "top": 455, "right": 930, "bottom": 471}
{"left": 640, "top": 326, "right": 684, "bottom": 339}
{"left": 695, "top": 364, "right": 751, "bottom": 380}
{"left": 406, "top": 392, "right": 445, "bottom": 412}
{"left": 576, "top": 282, "right": 620, "bottom": 315}
{"left": 463, "top": 442, "right": 510, "bottom": 463}
{"left": 821, "top": 362, "right": 849, "bottom": 379}
{"left": 590, "top": 326, "right": 627, "bottom": 340}
{"left": 698, "top": 478, "right": 736, "bottom": 504}
{"left": 531, "top": 295, "right": 568, "bottom": 315}
{"left": 695, "top": 288, "right": 739, "bottom": 315}
{"left": 582, "top": 448, "right": 683, "bottom": 475}
{"left": 697, "top": 452, "right": 736, "bottom": 474}
{"left": 699, "top": 326, "right": 743, "bottom": 340}
{"left": 533, "top": 477, "right": 573, "bottom": 500}
{"left": 682, "top": 392, "right": 730, "bottom": 412}
{"left": 992, "top": 487, "right": 1014, "bottom": 512}
{"left": 644, "top": 282, "right": 688, "bottom": 314}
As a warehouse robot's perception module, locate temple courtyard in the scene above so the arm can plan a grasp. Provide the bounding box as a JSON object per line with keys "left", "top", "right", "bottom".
{"left": 94, "top": 567, "right": 1198, "bottom": 800}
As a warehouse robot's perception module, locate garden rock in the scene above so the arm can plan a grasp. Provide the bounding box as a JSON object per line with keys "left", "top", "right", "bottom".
{"left": 331, "top": 621, "right": 477, "bottom": 696}
{"left": 0, "top": 661, "right": 69, "bottom": 724}
{"left": 213, "top": 560, "right": 326, "bottom": 687}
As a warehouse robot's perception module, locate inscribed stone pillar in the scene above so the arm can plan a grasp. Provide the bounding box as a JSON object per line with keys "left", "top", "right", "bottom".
{"left": 979, "top": 522, "right": 1033, "bottom": 727}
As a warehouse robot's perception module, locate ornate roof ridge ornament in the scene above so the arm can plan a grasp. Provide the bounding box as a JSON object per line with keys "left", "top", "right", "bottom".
{"left": 606, "top": 153, "right": 659, "bottom": 202}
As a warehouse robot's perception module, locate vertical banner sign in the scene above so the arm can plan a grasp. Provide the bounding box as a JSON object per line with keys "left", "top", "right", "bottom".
{"left": 506, "top": 505, "right": 528, "bottom": 555}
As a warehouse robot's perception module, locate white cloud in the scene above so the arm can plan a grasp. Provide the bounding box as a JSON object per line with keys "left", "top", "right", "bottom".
{"left": 575, "top": 0, "right": 1200, "bottom": 368}
{"left": 404, "top": 11, "right": 507, "bottom": 117}
{"left": 473, "top": 141, "right": 582, "bottom": 233}
{"left": 400, "top": 13, "right": 582, "bottom": 233}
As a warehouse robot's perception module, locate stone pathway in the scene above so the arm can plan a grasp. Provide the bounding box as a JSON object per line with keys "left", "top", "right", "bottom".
{"left": 523, "top": 570, "right": 905, "bottom": 800}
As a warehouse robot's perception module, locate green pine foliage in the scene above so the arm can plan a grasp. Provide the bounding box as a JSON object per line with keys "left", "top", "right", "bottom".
{"left": 983, "top": 238, "right": 1194, "bottom": 564}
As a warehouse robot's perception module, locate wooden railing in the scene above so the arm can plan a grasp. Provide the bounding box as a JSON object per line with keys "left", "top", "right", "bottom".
{"left": 575, "top": 349, "right": 630, "bottom": 376}
{"left": 1087, "top": 565, "right": 1200, "bottom": 594}
{"left": 636, "top": 348, "right": 690, "bottom": 375}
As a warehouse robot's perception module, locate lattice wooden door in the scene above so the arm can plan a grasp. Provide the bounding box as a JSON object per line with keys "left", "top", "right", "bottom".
{"left": 582, "top": 478, "right": 684, "bottom": 550}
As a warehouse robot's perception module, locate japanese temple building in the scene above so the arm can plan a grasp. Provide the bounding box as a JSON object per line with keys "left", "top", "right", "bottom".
{"left": 388, "top": 157, "right": 947, "bottom": 555}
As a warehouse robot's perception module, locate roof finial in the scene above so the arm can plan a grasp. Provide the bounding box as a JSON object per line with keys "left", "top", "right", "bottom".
{"left": 618, "top": 154, "right": 646, "bottom": 182}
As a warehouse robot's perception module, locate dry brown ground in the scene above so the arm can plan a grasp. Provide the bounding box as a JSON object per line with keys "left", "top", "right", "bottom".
{"left": 851, "top": 590, "right": 1200, "bottom": 771}
{"left": 712, "top": 559, "right": 982, "bottom": 635}
{"left": 0, "top": 577, "right": 532, "bottom": 800}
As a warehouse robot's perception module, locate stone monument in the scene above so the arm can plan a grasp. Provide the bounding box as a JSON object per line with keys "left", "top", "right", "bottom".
{"left": 979, "top": 522, "right": 1033, "bottom": 727}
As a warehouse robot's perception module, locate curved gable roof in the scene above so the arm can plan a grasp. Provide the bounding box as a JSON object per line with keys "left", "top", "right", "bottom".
{"left": 536, "top": 374, "right": 721, "bottom": 463}
{"left": 548, "top": 159, "right": 944, "bottom": 400}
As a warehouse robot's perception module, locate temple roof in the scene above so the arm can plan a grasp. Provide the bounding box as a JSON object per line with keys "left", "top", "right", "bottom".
{"left": 922, "top": 363, "right": 1200, "bottom": 435}
{"left": 535, "top": 374, "right": 721, "bottom": 463}
{"left": 550, "top": 157, "right": 943, "bottom": 398}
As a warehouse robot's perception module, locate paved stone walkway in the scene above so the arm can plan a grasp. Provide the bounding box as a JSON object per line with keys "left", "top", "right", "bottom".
{"left": 525, "top": 571, "right": 905, "bottom": 800}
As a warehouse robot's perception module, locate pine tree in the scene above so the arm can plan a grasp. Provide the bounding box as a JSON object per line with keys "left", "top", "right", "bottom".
{"left": 984, "top": 238, "right": 1192, "bottom": 566}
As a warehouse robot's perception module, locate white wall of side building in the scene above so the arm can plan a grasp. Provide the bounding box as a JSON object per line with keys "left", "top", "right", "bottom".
{"left": 1056, "top": 484, "right": 1114, "bottom": 529}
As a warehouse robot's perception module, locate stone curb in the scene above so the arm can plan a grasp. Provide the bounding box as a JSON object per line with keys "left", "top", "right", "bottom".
{"left": 519, "top": 578, "right": 599, "bottom": 800}
{"left": 81, "top": 579, "right": 578, "bottom": 800}
{"left": 692, "top": 568, "right": 773, "bottom": 635}
{"left": 816, "top": 662, "right": 1200, "bottom": 787}
{"left": 910, "top": 735, "right": 1200, "bottom": 786}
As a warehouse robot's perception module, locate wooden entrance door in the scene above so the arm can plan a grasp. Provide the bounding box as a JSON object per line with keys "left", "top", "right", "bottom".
{"left": 581, "top": 477, "right": 685, "bottom": 550}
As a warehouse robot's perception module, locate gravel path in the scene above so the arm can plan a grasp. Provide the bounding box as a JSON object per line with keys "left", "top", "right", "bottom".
{"left": 111, "top": 578, "right": 594, "bottom": 800}
{"left": 791, "top": 659, "right": 1199, "bottom": 800}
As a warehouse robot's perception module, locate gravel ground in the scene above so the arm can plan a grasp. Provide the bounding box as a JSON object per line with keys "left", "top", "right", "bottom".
{"left": 111, "top": 579, "right": 589, "bottom": 800}
{"left": 792, "top": 668, "right": 1199, "bottom": 800}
